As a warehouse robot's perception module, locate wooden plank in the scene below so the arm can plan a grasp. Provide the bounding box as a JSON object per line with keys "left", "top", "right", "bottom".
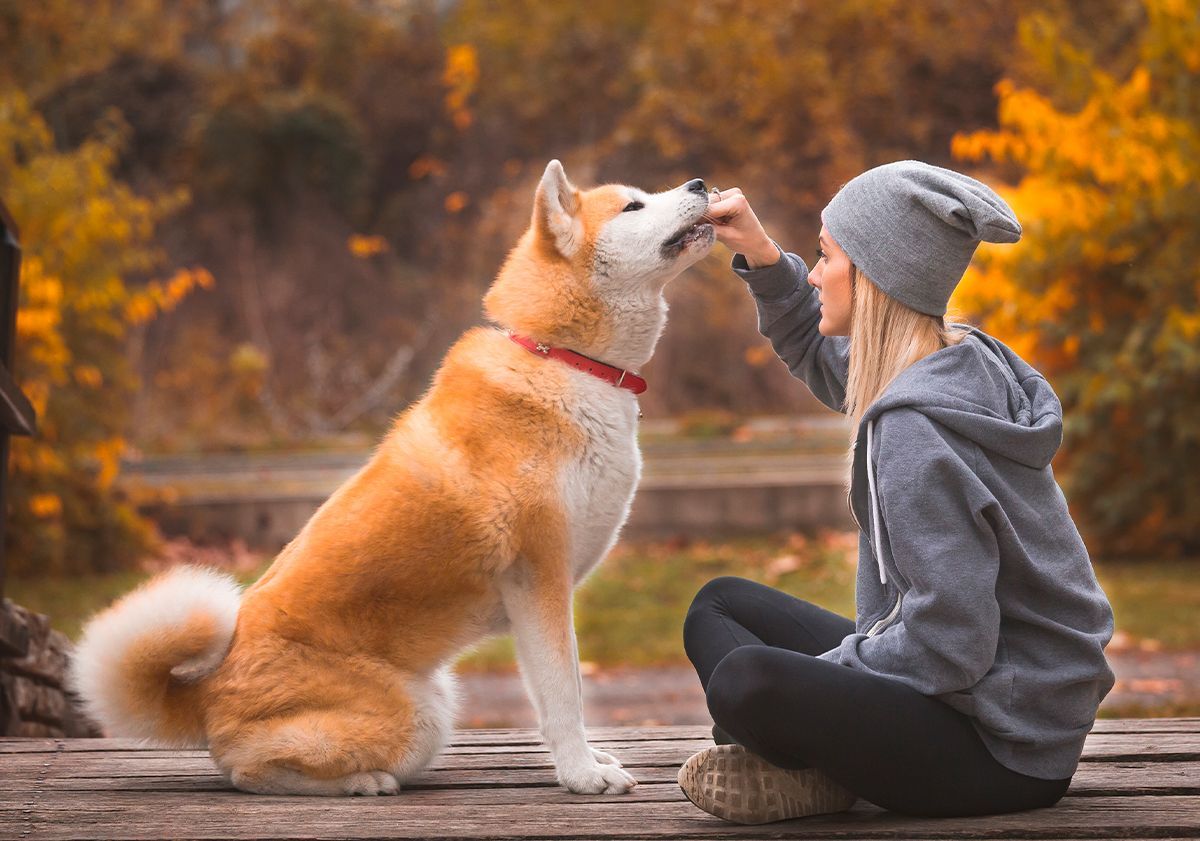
{"left": 3, "top": 724, "right": 1199, "bottom": 840}
{"left": 0, "top": 739, "right": 710, "bottom": 772}
{"left": 0, "top": 726, "right": 717, "bottom": 753}
{"left": 2, "top": 759, "right": 1198, "bottom": 798}
{"left": 2, "top": 796, "right": 1200, "bottom": 840}
{"left": 1064, "top": 760, "right": 1200, "bottom": 796}
{"left": 0, "top": 782, "right": 691, "bottom": 809}
{"left": 7, "top": 728, "right": 1200, "bottom": 760}
{"left": 0, "top": 740, "right": 711, "bottom": 763}
{"left": 1, "top": 718, "right": 1194, "bottom": 755}
{"left": 1, "top": 733, "right": 1196, "bottom": 784}
{"left": 1090, "top": 717, "right": 1200, "bottom": 732}
{"left": 1079, "top": 733, "right": 1200, "bottom": 761}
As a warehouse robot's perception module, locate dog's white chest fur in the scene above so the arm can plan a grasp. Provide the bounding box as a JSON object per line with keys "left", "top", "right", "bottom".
{"left": 558, "top": 373, "right": 642, "bottom": 583}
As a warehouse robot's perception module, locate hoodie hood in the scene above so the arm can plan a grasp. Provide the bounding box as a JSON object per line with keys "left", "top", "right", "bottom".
{"left": 860, "top": 326, "right": 1063, "bottom": 470}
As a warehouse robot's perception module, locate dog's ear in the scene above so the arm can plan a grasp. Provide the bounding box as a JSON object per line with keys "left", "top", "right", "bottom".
{"left": 534, "top": 159, "right": 582, "bottom": 259}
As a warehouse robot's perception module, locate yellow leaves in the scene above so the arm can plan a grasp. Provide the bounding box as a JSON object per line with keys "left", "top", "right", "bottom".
{"left": 443, "top": 43, "right": 479, "bottom": 131}
{"left": 408, "top": 155, "right": 448, "bottom": 180}
{"left": 1158, "top": 309, "right": 1200, "bottom": 359}
{"left": 93, "top": 436, "right": 125, "bottom": 490}
{"left": 124, "top": 293, "right": 158, "bottom": 323}
{"left": 15, "top": 257, "right": 64, "bottom": 358}
{"left": 347, "top": 234, "right": 388, "bottom": 258}
{"left": 225, "top": 342, "right": 269, "bottom": 398}
{"left": 1063, "top": 335, "right": 1081, "bottom": 361}
{"left": 1041, "top": 277, "right": 1078, "bottom": 315}
{"left": 1174, "top": 310, "right": 1200, "bottom": 341}
{"left": 19, "top": 256, "right": 62, "bottom": 306}
{"left": 124, "top": 296, "right": 157, "bottom": 325}
{"left": 1154, "top": 0, "right": 1196, "bottom": 17}
{"left": 743, "top": 344, "right": 773, "bottom": 368}
{"left": 16, "top": 306, "right": 60, "bottom": 340}
{"left": 444, "top": 191, "right": 470, "bottom": 213}
{"left": 1, "top": 90, "right": 210, "bottom": 572}
{"left": 949, "top": 263, "right": 1036, "bottom": 360}
{"left": 955, "top": 58, "right": 1197, "bottom": 197}
{"left": 29, "top": 493, "right": 62, "bottom": 519}
{"left": 950, "top": 4, "right": 1200, "bottom": 398}
{"left": 73, "top": 365, "right": 103, "bottom": 388}
{"left": 124, "top": 267, "right": 215, "bottom": 325}
{"left": 1145, "top": 0, "right": 1200, "bottom": 75}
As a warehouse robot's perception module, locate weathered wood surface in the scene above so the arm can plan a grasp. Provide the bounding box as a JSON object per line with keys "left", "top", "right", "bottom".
{"left": 1, "top": 719, "right": 1198, "bottom": 840}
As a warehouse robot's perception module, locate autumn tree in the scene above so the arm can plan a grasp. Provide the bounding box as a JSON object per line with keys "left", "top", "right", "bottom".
{"left": 136, "top": 0, "right": 455, "bottom": 445}
{"left": 0, "top": 94, "right": 210, "bottom": 575}
{"left": 951, "top": 0, "right": 1200, "bottom": 555}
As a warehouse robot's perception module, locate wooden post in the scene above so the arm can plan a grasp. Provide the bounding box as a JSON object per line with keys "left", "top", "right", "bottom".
{"left": 0, "top": 198, "right": 38, "bottom": 641}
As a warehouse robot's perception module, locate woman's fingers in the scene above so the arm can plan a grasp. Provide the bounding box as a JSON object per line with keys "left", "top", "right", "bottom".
{"left": 707, "top": 194, "right": 750, "bottom": 226}
{"left": 704, "top": 187, "right": 771, "bottom": 255}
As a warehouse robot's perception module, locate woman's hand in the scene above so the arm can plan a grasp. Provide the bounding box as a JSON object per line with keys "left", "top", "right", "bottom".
{"left": 707, "top": 188, "right": 780, "bottom": 268}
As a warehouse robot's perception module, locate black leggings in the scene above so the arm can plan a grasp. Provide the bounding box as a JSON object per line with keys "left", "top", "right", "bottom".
{"left": 682, "top": 576, "right": 1072, "bottom": 817}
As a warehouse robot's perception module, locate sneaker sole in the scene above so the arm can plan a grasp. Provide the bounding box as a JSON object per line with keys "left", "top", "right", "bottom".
{"left": 677, "top": 744, "right": 858, "bottom": 824}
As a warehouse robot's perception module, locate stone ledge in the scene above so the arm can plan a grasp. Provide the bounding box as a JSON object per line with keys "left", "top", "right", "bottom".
{"left": 1, "top": 599, "right": 100, "bottom": 738}
{"left": 0, "top": 598, "right": 30, "bottom": 657}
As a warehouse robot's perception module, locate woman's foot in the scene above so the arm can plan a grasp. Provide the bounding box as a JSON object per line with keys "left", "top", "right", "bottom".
{"left": 677, "top": 744, "right": 857, "bottom": 824}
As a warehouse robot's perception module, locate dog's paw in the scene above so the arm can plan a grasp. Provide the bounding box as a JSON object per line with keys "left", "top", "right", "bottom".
{"left": 559, "top": 760, "right": 638, "bottom": 795}
{"left": 345, "top": 770, "right": 400, "bottom": 796}
{"left": 591, "top": 747, "right": 623, "bottom": 767}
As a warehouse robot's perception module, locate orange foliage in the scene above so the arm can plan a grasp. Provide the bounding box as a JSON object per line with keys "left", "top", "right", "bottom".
{"left": 950, "top": 0, "right": 1200, "bottom": 555}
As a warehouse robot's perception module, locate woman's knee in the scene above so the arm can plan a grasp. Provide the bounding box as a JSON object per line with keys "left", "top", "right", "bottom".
{"left": 682, "top": 576, "right": 751, "bottom": 658}
{"left": 687, "top": 575, "right": 753, "bottom": 614}
{"left": 704, "top": 646, "right": 779, "bottom": 728}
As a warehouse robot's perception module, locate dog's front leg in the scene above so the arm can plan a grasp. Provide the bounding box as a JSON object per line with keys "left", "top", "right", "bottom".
{"left": 500, "top": 570, "right": 637, "bottom": 794}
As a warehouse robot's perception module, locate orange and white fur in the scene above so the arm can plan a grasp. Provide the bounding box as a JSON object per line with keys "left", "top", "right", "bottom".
{"left": 69, "top": 160, "right": 715, "bottom": 796}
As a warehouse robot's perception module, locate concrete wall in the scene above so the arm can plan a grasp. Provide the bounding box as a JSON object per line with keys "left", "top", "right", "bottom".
{"left": 142, "top": 480, "right": 856, "bottom": 553}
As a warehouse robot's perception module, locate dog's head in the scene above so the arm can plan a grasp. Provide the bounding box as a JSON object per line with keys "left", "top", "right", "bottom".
{"left": 484, "top": 160, "right": 714, "bottom": 368}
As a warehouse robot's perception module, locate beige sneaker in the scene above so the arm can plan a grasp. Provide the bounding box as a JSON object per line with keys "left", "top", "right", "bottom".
{"left": 677, "top": 744, "right": 858, "bottom": 824}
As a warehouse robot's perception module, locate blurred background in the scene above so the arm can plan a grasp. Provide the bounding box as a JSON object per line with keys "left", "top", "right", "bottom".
{"left": 0, "top": 0, "right": 1196, "bottom": 735}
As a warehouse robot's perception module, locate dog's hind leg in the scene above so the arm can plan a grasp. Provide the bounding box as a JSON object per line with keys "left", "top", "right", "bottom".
{"left": 217, "top": 706, "right": 412, "bottom": 797}
{"left": 230, "top": 765, "right": 399, "bottom": 796}
{"left": 392, "top": 666, "right": 459, "bottom": 783}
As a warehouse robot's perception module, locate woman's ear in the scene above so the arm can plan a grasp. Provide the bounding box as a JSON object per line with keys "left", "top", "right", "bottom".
{"left": 534, "top": 159, "right": 582, "bottom": 258}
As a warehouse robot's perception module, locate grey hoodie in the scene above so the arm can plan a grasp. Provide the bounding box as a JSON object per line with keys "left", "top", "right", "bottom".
{"left": 733, "top": 245, "right": 1116, "bottom": 781}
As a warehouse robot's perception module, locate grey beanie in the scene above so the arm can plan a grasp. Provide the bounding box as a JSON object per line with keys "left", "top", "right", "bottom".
{"left": 820, "top": 160, "right": 1022, "bottom": 317}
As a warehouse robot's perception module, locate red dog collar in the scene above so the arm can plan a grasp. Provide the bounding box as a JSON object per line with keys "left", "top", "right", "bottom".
{"left": 508, "top": 332, "right": 647, "bottom": 395}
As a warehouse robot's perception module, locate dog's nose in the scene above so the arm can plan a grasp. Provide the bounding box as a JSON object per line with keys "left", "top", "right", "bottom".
{"left": 684, "top": 178, "right": 707, "bottom": 195}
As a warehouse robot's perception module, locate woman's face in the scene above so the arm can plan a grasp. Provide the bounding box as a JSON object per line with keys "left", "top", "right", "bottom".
{"left": 808, "top": 225, "right": 854, "bottom": 336}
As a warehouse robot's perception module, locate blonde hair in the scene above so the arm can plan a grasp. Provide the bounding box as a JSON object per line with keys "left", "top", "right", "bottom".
{"left": 843, "top": 264, "right": 969, "bottom": 437}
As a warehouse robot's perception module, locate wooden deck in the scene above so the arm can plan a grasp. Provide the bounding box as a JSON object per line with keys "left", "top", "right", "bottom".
{"left": 2, "top": 719, "right": 1198, "bottom": 840}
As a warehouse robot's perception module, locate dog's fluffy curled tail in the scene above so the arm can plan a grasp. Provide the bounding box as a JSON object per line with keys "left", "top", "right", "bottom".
{"left": 68, "top": 565, "right": 242, "bottom": 747}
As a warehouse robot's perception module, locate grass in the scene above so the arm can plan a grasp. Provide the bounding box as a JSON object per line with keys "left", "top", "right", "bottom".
{"left": 7, "top": 533, "right": 1198, "bottom": 672}
{"left": 1098, "top": 700, "right": 1200, "bottom": 718}
{"left": 1084, "top": 557, "right": 1200, "bottom": 651}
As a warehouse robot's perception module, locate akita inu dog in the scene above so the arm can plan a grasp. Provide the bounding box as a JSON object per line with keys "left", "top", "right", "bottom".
{"left": 70, "top": 160, "right": 716, "bottom": 796}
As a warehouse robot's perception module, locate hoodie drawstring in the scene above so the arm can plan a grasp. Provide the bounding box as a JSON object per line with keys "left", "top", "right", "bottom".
{"left": 866, "top": 419, "right": 887, "bottom": 585}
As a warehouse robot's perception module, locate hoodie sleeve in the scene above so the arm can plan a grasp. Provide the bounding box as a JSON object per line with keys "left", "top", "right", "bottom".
{"left": 815, "top": 408, "right": 1002, "bottom": 696}
{"left": 731, "top": 243, "right": 850, "bottom": 413}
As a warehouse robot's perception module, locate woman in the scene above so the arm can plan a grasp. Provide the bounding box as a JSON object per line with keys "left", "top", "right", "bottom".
{"left": 677, "top": 161, "right": 1116, "bottom": 823}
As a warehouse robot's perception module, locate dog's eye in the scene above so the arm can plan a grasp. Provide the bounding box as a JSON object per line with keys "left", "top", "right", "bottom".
{"left": 622, "top": 201, "right": 644, "bottom": 212}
